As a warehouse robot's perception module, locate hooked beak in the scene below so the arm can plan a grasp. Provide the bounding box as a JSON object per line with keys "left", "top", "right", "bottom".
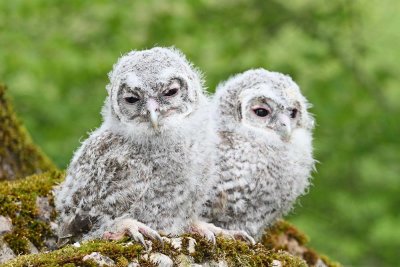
{"left": 146, "top": 98, "right": 159, "bottom": 130}
{"left": 276, "top": 113, "right": 291, "bottom": 140}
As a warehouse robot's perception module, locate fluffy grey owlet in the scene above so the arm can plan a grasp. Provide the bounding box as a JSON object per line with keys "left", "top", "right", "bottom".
{"left": 203, "top": 68, "right": 315, "bottom": 240}
{"left": 55, "top": 47, "right": 217, "bottom": 246}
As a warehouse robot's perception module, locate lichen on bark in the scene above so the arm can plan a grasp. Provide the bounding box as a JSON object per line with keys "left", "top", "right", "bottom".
{"left": 0, "top": 84, "right": 56, "bottom": 181}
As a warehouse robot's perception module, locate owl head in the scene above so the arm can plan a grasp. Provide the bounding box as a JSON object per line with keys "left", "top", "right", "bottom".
{"left": 102, "top": 47, "right": 207, "bottom": 137}
{"left": 214, "top": 68, "right": 314, "bottom": 141}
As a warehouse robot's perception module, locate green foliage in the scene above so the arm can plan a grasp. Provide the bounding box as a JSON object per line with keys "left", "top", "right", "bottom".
{"left": 0, "top": 0, "right": 399, "bottom": 265}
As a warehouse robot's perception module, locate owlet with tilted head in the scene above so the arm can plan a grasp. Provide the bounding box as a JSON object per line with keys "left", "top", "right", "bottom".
{"left": 203, "top": 69, "right": 315, "bottom": 240}
{"left": 55, "top": 47, "right": 216, "bottom": 246}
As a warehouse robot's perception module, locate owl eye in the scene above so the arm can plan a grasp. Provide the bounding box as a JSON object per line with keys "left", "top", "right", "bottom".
{"left": 163, "top": 88, "right": 178, "bottom": 97}
{"left": 124, "top": 96, "right": 140, "bottom": 104}
{"left": 253, "top": 108, "right": 270, "bottom": 117}
{"left": 290, "top": 108, "right": 298, "bottom": 119}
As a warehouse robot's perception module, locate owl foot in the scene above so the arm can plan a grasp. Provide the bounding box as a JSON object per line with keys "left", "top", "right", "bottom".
{"left": 189, "top": 221, "right": 216, "bottom": 244}
{"left": 190, "top": 221, "right": 255, "bottom": 245}
{"left": 226, "top": 229, "right": 256, "bottom": 245}
{"left": 103, "top": 218, "right": 163, "bottom": 250}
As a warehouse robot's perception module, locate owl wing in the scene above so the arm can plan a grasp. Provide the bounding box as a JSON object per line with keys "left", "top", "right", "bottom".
{"left": 56, "top": 129, "right": 128, "bottom": 243}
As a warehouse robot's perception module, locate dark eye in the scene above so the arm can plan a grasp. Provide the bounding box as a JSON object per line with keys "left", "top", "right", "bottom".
{"left": 290, "top": 108, "right": 298, "bottom": 119}
{"left": 253, "top": 108, "right": 270, "bottom": 117}
{"left": 124, "top": 96, "right": 140, "bottom": 104}
{"left": 163, "top": 88, "right": 178, "bottom": 97}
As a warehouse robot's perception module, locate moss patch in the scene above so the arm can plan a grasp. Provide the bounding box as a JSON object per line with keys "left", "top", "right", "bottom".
{"left": 0, "top": 84, "right": 56, "bottom": 181}
{"left": 3, "top": 234, "right": 308, "bottom": 267}
{"left": 213, "top": 235, "right": 307, "bottom": 266}
{"left": 261, "top": 220, "right": 341, "bottom": 267}
{"left": 0, "top": 171, "right": 340, "bottom": 266}
{"left": 262, "top": 220, "right": 309, "bottom": 248}
{"left": 0, "top": 171, "right": 64, "bottom": 254}
{"left": 1, "top": 240, "right": 143, "bottom": 267}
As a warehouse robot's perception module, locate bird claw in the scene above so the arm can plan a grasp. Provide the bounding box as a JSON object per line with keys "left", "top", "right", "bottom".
{"left": 227, "top": 230, "right": 256, "bottom": 245}
{"left": 190, "top": 221, "right": 255, "bottom": 245}
{"left": 138, "top": 223, "right": 164, "bottom": 249}
{"left": 103, "top": 229, "right": 148, "bottom": 249}
{"left": 189, "top": 221, "right": 216, "bottom": 244}
{"left": 130, "top": 229, "right": 148, "bottom": 249}
{"left": 102, "top": 219, "right": 163, "bottom": 250}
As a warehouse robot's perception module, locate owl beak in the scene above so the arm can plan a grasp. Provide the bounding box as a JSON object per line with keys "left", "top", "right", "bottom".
{"left": 276, "top": 114, "right": 291, "bottom": 140}
{"left": 146, "top": 98, "right": 159, "bottom": 130}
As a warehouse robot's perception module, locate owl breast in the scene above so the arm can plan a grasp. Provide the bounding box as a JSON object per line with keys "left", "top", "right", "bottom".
{"left": 66, "top": 130, "right": 196, "bottom": 234}
{"left": 207, "top": 131, "right": 289, "bottom": 235}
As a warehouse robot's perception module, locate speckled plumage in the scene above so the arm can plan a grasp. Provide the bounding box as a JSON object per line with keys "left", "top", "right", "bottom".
{"left": 203, "top": 69, "right": 315, "bottom": 240}
{"left": 55, "top": 47, "right": 216, "bottom": 243}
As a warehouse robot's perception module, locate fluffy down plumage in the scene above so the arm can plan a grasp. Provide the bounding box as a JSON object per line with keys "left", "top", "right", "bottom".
{"left": 203, "top": 68, "right": 315, "bottom": 239}
{"left": 55, "top": 47, "right": 217, "bottom": 243}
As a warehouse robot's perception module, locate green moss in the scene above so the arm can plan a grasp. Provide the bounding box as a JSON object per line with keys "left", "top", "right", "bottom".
{"left": 0, "top": 171, "right": 339, "bottom": 266}
{"left": 0, "top": 170, "right": 339, "bottom": 266}
{"left": 3, "top": 234, "right": 308, "bottom": 267}
{"left": 0, "top": 84, "right": 56, "bottom": 181}
{"left": 213, "top": 236, "right": 307, "bottom": 266}
{"left": 262, "top": 220, "right": 309, "bottom": 248}
{"left": 1, "top": 240, "right": 144, "bottom": 267}
{"left": 180, "top": 233, "right": 215, "bottom": 263}
{"left": 0, "top": 171, "right": 64, "bottom": 254}
{"left": 261, "top": 220, "right": 341, "bottom": 267}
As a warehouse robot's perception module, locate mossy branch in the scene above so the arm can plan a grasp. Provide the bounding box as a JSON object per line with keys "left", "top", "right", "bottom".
{"left": 0, "top": 171, "right": 339, "bottom": 267}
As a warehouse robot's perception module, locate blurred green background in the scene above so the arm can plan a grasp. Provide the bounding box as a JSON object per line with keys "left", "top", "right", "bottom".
{"left": 1, "top": 0, "right": 399, "bottom": 265}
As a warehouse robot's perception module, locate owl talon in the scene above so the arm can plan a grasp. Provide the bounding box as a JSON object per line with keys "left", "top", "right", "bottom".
{"left": 129, "top": 229, "right": 148, "bottom": 249}
{"left": 190, "top": 221, "right": 255, "bottom": 245}
{"left": 103, "top": 219, "right": 162, "bottom": 250}
{"left": 189, "top": 222, "right": 216, "bottom": 244}
{"left": 137, "top": 224, "right": 164, "bottom": 248}
{"left": 103, "top": 229, "right": 148, "bottom": 249}
{"left": 228, "top": 230, "right": 256, "bottom": 245}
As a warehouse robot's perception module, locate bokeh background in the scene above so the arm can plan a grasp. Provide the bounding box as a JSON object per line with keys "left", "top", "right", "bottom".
{"left": 1, "top": 1, "right": 399, "bottom": 265}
